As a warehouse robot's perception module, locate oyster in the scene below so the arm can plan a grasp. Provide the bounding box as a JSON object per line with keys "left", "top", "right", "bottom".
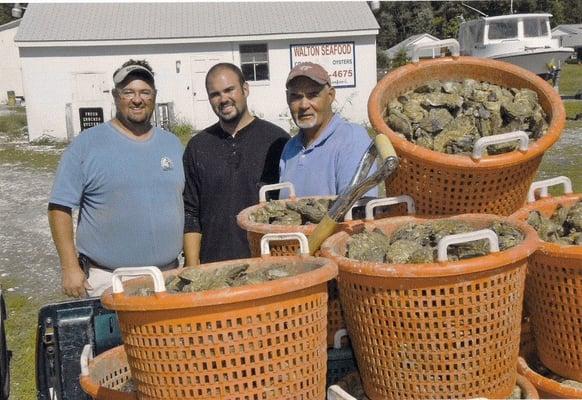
{"left": 384, "top": 79, "right": 548, "bottom": 155}
{"left": 528, "top": 201, "right": 582, "bottom": 245}
{"left": 347, "top": 229, "right": 391, "bottom": 262}
{"left": 250, "top": 198, "right": 333, "bottom": 226}
{"left": 347, "top": 220, "right": 522, "bottom": 264}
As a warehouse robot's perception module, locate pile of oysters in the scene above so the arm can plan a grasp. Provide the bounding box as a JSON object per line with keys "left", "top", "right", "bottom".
{"left": 133, "top": 263, "right": 306, "bottom": 296}
{"left": 347, "top": 220, "right": 523, "bottom": 263}
{"left": 385, "top": 79, "right": 548, "bottom": 155}
{"left": 526, "top": 200, "right": 582, "bottom": 245}
{"left": 251, "top": 198, "right": 332, "bottom": 225}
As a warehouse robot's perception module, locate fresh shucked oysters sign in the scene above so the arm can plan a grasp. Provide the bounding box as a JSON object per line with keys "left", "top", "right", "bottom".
{"left": 289, "top": 42, "right": 356, "bottom": 88}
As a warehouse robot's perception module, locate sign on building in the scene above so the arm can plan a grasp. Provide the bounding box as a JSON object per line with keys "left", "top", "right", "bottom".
{"left": 79, "top": 107, "right": 104, "bottom": 131}
{"left": 290, "top": 42, "right": 355, "bottom": 88}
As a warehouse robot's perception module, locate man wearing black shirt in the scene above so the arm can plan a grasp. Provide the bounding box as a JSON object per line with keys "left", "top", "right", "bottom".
{"left": 183, "top": 63, "right": 289, "bottom": 264}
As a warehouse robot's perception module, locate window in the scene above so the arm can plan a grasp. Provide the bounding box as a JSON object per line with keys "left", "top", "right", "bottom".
{"left": 240, "top": 44, "right": 269, "bottom": 81}
{"left": 488, "top": 20, "right": 518, "bottom": 40}
{"left": 524, "top": 18, "right": 548, "bottom": 38}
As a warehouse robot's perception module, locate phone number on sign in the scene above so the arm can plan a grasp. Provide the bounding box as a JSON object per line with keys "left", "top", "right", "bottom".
{"left": 330, "top": 70, "right": 353, "bottom": 79}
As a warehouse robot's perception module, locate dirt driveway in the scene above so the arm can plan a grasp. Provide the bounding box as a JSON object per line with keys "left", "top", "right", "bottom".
{"left": 0, "top": 164, "right": 64, "bottom": 303}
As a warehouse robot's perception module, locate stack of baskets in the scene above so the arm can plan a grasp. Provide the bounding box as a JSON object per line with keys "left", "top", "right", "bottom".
{"left": 82, "top": 234, "right": 337, "bottom": 399}
{"left": 236, "top": 182, "right": 416, "bottom": 387}
{"left": 317, "top": 39, "right": 568, "bottom": 399}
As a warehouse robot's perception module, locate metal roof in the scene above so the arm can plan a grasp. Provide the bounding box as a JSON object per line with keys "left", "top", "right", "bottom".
{"left": 15, "top": 2, "right": 379, "bottom": 43}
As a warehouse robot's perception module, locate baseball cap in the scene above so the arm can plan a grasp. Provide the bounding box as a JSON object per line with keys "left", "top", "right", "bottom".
{"left": 113, "top": 65, "right": 154, "bottom": 86}
{"left": 286, "top": 62, "right": 331, "bottom": 88}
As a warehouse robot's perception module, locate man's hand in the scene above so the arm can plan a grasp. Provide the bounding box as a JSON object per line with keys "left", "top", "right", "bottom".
{"left": 61, "top": 263, "right": 90, "bottom": 298}
{"left": 183, "top": 232, "right": 202, "bottom": 267}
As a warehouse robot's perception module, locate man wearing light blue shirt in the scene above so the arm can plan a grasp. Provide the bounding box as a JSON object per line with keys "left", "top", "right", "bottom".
{"left": 279, "top": 62, "right": 376, "bottom": 198}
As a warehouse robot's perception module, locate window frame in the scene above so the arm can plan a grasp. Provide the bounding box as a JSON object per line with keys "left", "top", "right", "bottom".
{"left": 239, "top": 43, "right": 270, "bottom": 82}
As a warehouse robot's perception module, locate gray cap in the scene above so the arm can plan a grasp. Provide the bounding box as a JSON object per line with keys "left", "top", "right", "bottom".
{"left": 113, "top": 65, "right": 154, "bottom": 86}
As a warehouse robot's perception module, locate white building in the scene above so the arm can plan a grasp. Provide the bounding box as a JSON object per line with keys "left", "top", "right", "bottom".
{"left": 383, "top": 33, "right": 441, "bottom": 61}
{"left": 14, "top": 2, "right": 379, "bottom": 141}
{"left": 0, "top": 19, "right": 24, "bottom": 104}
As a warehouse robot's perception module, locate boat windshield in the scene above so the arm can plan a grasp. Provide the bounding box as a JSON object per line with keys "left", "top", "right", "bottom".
{"left": 524, "top": 17, "right": 548, "bottom": 38}
{"left": 488, "top": 20, "right": 518, "bottom": 40}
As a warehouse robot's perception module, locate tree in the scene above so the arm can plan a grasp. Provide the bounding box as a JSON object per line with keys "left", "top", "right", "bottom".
{"left": 0, "top": 4, "right": 16, "bottom": 26}
{"left": 390, "top": 48, "right": 410, "bottom": 69}
{"left": 377, "top": 10, "right": 398, "bottom": 49}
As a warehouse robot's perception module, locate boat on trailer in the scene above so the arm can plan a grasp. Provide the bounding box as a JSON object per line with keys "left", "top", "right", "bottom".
{"left": 458, "top": 13, "right": 574, "bottom": 80}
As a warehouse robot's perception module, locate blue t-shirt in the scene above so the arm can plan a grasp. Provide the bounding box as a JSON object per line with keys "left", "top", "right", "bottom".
{"left": 50, "top": 122, "right": 185, "bottom": 269}
{"left": 279, "top": 114, "right": 377, "bottom": 198}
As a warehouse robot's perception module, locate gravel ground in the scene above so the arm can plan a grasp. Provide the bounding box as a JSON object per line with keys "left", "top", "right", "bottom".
{"left": 0, "top": 164, "right": 64, "bottom": 302}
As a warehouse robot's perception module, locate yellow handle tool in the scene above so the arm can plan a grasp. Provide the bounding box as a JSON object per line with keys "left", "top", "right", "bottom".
{"left": 307, "top": 134, "right": 398, "bottom": 255}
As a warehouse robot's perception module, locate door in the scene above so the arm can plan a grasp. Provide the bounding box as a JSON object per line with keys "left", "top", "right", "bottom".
{"left": 191, "top": 56, "right": 220, "bottom": 130}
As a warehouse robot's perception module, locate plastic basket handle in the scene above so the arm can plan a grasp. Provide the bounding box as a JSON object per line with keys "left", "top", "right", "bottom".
{"left": 260, "top": 232, "right": 309, "bottom": 256}
{"left": 411, "top": 38, "right": 460, "bottom": 63}
{"left": 327, "top": 385, "right": 357, "bottom": 400}
{"left": 259, "top": 182, "right": 296, "bottom": 203}
{"left": 437, "top": 229, "right": 499, "bottom": 262}
{"left": 80, "top": 344, "right": 93, "bottom": 376}
{"left": 365, "top": 195, "right": 416, "bottom": 221}
{"left": 472, "top": 131, "right": 529, "bottom": 160}
{"left": 527, "top": 176, "right": 573, "bottom": 203}
{"left": 111, "top": 266, "right": 166, "bottom": 294}
{"left": 344, "top": 197, "right": 374, "bottom": 221}
{"left": 333, "top": 328, "right": 349, "bottom": 350}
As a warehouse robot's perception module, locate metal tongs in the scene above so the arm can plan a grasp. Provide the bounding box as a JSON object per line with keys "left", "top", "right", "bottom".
{"left": 307, "top": 134, "right": 399, "bottom": 254}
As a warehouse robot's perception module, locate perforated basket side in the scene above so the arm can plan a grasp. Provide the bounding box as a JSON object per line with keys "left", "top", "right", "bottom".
{"left": 79, "top": 346, "right": 137, "bottom": 400}
{"left": 511, "top": 193, "right": 582, "bottom": 381}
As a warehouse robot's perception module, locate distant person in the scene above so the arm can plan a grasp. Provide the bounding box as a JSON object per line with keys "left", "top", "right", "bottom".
{"left": 279, "top": 62, "right": 376, "bottom": 197}
{"left": 48, "top": 59, "right": 184, "bottom": 298}
{"left": 182, "top": 63, "right": 289, "bottom": 265}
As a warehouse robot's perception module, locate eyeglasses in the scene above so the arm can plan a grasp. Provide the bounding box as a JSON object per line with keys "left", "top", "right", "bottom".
{"left": 117, "top": 89, "right": 156, "bottom": 100}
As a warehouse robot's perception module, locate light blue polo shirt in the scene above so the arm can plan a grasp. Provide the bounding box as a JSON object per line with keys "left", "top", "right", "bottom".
{"left": 279, "top": 114, "right": 377, "bottom": 198}
{"left": 50, "top": 122, "right": 184, "bottom": 269}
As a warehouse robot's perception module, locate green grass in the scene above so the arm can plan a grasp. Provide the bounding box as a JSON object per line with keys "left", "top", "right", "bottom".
{"left": 0, "top": 113, "right": 27, "bottom": 139}
{"left": 2, "top": 279, "right": 41, "bottom": 400}
{"left": 564, "top": 100, "right": 582, "bottom": 120}
{"left": 0, "top": 146, "right": 61, "bottom": 171}
{"left": 559, "top": 63, "right": 582, "bottom": 97}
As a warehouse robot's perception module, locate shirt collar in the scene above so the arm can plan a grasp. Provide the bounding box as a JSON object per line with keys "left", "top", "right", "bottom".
{"left": 299, "top": 113, "right": 340, "bottom": 150}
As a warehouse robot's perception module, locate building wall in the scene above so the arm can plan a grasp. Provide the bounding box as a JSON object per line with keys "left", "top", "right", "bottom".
{"left": 0, "top": 24, "right": 24, "bottom": 104}
{"left": 20, "top": 34, "right": 377, "bottom": 141}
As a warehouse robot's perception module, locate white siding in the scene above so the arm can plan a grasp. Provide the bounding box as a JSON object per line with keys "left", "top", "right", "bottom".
{"left": 20, "top": 34, "right": 377, "bottom": 141}
{"left": 0, "top": 24, "right": 24, "bottom": 104}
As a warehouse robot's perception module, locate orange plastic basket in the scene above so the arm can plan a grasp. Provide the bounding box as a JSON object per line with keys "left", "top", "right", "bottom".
{"left": 368, "top": 50, "right": 565, "bottom": 216}
{"left": 327, "top": 370, "right": 540, "bottom": 400}
{"left": 101, "top": 234, "right": 337, "bottom": 400}
{"left": 79, "top": 345, "right": 137, "bottom": 400}
{"left": 510, "top": 177, "right": 582, "bottom": 382}
{"left": 320, "top": 214, "right": 539, "bottom": 399}
{"left": 237, "top": 185, "right": 416, "bottom": 348}
{"left": 518, "top": 356, "right": 582, "bottom": 399}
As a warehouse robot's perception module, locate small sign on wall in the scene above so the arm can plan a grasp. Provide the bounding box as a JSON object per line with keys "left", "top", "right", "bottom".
{"left": 289, "top": 42, "right": 356, "bottom": 88}
{"left": 79, "top": 108, "right": 104, "bottom": 131}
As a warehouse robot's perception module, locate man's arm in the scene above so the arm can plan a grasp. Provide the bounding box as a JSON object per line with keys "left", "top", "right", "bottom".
{"left": 48, "top": 205, "right": 89, "bottom": 298}
{"left": 183, "top": 232, "right": 201, "bottom": 267}
{"left": 183, "top": 141, "right": 202, "bottom": 266}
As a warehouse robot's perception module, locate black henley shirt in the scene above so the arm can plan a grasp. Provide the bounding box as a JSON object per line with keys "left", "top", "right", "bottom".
{"left": 183, "top": 118, "right": 289, "bottom": 263}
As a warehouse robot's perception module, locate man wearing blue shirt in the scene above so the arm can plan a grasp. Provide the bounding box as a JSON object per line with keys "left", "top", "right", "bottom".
{"left": 48, "top": 60, "right": 184, "bottom": 298}
{"left": 279, "top": 62, "right": 376, "bottom": 197}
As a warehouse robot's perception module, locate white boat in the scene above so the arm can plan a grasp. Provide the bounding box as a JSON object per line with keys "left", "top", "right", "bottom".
{"left": 458, "top": 13, "right": 574, "bottom": 77}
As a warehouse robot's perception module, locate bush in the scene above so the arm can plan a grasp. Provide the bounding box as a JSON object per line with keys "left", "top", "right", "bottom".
{"left": 171, "top": 119, "right": 195, "bottom": 145}
{"left": 0, "top": 112, "right": 27, "bottom": 138}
